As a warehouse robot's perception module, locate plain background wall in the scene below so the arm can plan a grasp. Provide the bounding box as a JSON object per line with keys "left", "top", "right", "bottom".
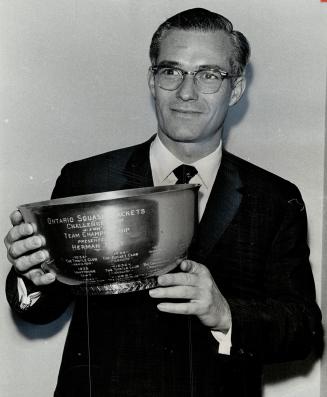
{"left": 0, "top": 1, "right": 326, "bottom": 396}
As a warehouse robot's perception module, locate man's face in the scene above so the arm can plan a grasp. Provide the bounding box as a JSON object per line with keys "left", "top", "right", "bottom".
{"left": 149, "top": 29, "right": 245, "bottom": 145}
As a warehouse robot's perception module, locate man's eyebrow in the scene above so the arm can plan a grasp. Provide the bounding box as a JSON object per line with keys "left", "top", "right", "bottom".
{"left": 198, "top": 64, "right": 228, "bottom": 71}
{"left": 156, "top": 60, "right": 228, "bottom": 71}
{"left": 157, "top": 60, "right": 182, "bottom": 68}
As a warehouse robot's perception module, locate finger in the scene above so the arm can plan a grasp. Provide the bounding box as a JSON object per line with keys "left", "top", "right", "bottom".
{"left": 8, "top": 235, "right": 44, "bottom": 259}
{"left": 9, "top": 210, "right": 23, "bottom": 226}
{"left": 156, "top": 301, "right": 198, "bottom": 315}
{"left": 149, "top": 285, "right": 199, "bottom": 300}
{"left": 5, "top": 223, "right": 34, "bottom": 247}
{"left": 13, "top": 250, "right": 49, "bottom": 273}
{"left": 157, "top": 272, "right": 198, "bottom": 287}
{"left": 25, "top": 268, "right": 56, "bottom": 286}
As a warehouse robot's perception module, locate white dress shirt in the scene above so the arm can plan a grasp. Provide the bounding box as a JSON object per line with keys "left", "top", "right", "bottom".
{"left": 150, "top": 135, "right": 231, "bottom": 355}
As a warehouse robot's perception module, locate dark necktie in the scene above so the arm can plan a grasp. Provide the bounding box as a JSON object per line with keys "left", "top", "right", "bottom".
{"left": 173, "top": 164, "right": 198, "bottom": 184}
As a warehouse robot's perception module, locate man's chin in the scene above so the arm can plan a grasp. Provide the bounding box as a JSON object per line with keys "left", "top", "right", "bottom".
{"left": 167, "top": 133, "right": 206, "bottom": 144}
{"left": 159, "top": 130, "right": 197, "bottom": 143}
{"left": 172, "top": 137, "right": 199, "bottom": 144}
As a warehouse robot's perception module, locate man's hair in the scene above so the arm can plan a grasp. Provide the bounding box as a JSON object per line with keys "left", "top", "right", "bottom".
{"left": 149, "top": 8, "right": 250, "bottom": 76}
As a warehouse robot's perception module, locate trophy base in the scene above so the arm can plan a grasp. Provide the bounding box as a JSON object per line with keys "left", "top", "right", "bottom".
{"left": 70, "top": 276, "right": 159, "bottom": 295}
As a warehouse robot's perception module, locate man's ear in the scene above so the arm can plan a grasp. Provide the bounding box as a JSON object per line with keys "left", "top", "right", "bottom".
{"left": 229, "top": 76, "right": 246, "bottom": 107}
{"left": 148, "top": 68, "right": 156, "bottom": 98}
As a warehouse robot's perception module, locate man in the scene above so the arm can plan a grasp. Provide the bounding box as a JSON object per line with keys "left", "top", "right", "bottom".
{"left": 4, "top": 8, "right": 322, "bottom": 397}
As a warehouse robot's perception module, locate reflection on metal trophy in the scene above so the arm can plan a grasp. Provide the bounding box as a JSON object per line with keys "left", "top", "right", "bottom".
{"left": 19, "top": 185, "right": 199, "bottom": 295}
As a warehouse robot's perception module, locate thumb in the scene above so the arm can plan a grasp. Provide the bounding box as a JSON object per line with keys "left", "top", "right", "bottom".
{"left": 28, "top": 268, "right": 57, "bottom": 286}
{"left": 180, "top": 259, "right": 203, "bottom": 274}
{"left": 10, "top": 210, "right": 24, "bottom": 226}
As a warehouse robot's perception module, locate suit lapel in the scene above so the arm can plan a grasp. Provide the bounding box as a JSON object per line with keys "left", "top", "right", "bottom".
{"left": 110, "top": 136, "right": 155, "bottom": 190}
{"left": 190, "top": 151, "right": 244, "bottom": 262}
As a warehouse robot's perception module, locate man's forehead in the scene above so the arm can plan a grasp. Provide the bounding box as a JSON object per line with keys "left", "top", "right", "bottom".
{"left": 157, "top": 29, "right": 233, "bottom": 70}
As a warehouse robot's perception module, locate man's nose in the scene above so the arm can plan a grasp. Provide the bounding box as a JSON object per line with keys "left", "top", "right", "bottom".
{"left": 176, "top": 75, "right": 198, "bottom": 101}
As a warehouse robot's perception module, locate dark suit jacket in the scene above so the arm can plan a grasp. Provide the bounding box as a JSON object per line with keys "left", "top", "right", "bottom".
{"left": 6, "top": 137, "right": 322, "bottom": 397}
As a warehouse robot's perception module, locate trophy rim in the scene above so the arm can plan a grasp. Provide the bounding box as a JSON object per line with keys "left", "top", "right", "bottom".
{"left": 18, "top": 183, "right": 200, "bottom": 209}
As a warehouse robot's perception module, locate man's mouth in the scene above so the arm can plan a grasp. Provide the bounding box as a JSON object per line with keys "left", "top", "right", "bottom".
{"left": 170, "top": 108, "right": 202, "bottom": 114}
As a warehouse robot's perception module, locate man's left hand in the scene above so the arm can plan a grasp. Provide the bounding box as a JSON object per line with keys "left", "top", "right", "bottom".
{"left": 149, "top": 260, "right": 231, "bottom": 332}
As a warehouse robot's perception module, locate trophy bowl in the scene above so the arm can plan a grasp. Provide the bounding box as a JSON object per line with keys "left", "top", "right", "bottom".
{"left": 18, "top": 184, "right": 199, "bottom": 295}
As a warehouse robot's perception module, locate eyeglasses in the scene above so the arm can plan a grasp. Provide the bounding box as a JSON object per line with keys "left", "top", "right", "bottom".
{"left": 150, "top": 65, "right": 238, "bottom": 94}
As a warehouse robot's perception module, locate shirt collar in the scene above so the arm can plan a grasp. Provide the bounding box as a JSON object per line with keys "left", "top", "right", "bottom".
{"left": 150, "top": 134, "right": 222, "bottom": 189}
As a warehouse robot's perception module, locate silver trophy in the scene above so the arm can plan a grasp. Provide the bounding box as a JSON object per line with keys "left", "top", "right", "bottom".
{"left": 19, "top": 184, "right": 199, "bottom": 295}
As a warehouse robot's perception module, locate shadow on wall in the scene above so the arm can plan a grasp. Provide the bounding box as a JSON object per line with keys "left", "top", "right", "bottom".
{"left": 10, "top": 304, "right": 73, "bottom": 340}
{"left": 264, "top": 352, "right": 321, "bottom": 385}
{"left": 264, "top": 326, "right": 324, "bottom": 385}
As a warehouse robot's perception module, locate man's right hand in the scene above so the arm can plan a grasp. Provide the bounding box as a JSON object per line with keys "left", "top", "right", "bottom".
{"left": 4, "top": 210, "right": 56, "bottom": 286}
